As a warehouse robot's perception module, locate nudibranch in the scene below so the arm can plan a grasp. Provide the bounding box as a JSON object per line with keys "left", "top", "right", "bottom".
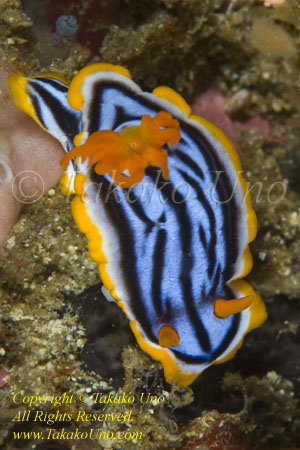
{"left": 8, "top": 63, "right": 267, "bottom": 387}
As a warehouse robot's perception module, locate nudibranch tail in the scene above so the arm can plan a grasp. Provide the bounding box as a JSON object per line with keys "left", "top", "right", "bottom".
{"left": 7, "top": 71, "right": 79, "bottom": 147}
{"left": 61, "top": 111, "right": 180, "bottom": 187}
{"left": 7, "top": 70, "right": 81, "bottom": 195}
{"left": 7, "top": 62, "right": 267, "bottom": 387}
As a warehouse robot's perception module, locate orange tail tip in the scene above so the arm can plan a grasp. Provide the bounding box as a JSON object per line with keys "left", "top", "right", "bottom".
{"left": 60, "top": 111, "right": 180, "bottom": 188}
{"left": 214, "top": 295, "right": 254, "bottom": 319}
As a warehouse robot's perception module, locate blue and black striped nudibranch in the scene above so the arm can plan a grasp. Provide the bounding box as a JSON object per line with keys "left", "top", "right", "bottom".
{"left": 8, "top": 63, "right": 267, "bottom": 386}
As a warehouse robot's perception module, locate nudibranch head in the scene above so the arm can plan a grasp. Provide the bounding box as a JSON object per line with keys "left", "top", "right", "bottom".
{"left": 7, "top": 63, "right": 267, "bottom": 387}
{"left": 60, "top": 111, "right": 180, "bottom": 187}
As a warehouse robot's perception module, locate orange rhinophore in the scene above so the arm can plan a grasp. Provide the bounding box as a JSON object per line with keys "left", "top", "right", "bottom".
{"left": 158, "top": 325, "right": 180, "bottom": 348}
{"left": 214, "top": 295, "right": 254, "bottom": 319}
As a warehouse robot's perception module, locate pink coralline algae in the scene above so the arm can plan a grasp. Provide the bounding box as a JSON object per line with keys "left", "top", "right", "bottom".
{"left": 259, "top": 0, "right": 286, "bottom": 7}
{"left": 191, "top": 88, "right": 271, "bottom": 153}
{"left": 0, "top": 369, "right": 9, "bottom": 388}
{"left": 180, "top": 420, "right": 249, "bottom": 450}
{"left": 0, "top": 64, "right": 64, "bottom": 247}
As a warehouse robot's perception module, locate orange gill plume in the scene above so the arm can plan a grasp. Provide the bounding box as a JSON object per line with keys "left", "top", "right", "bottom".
{"left": 60, "top": 111, "right": 180, "bottom": 188}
